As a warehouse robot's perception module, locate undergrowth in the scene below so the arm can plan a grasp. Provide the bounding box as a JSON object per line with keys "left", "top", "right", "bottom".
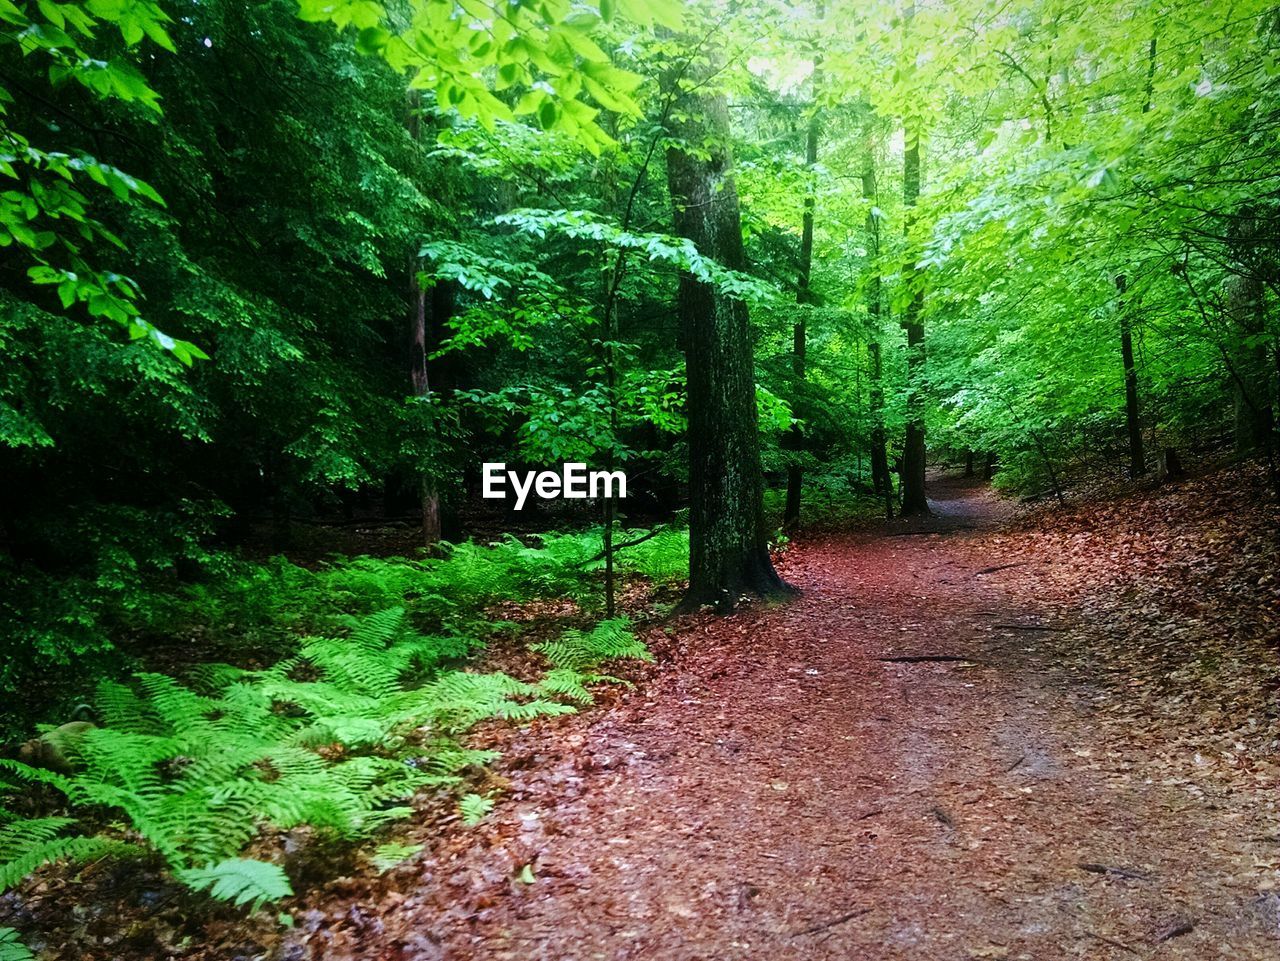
{"left": 0, "top": 526, "right": 684, "bottom": 926}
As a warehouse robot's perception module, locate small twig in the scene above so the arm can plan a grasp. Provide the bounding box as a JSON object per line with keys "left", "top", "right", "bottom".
{"left": 992, "top": 623, "right": 1070, "bottom": 632}
{"left": 853, "top": 807, "right": 883, "bottom": 822}
{"left": 1004, "top": 752, "right": 1027, "bottom": 773}
{"left": 1079, "top": 862, "right": 1152, "bottom": 881}
{"left": 1085, "top": 931, "right": 1139, "bottom": 954}
{"left": 579, "top": 527, "right": 667, "bottom": 566}
{"left": 790, "top": 907, "right": 871, "bottom": 937}
{"left": 877, "top": 655, "right": 975, "bottom": 663}
{"left": 932, "top": 806, "right": 955, "bottom": 829}
{"left": 1155, "top": 920, "right": 1194, "bottom": 943}
{"left": 975, "top": 562, "right": 1027, "bottom": 576}
{"left": 885, "top": 525, "right": 976, "bottom": 537}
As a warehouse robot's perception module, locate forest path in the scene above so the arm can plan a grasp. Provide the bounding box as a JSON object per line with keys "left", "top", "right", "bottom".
{"left": 291, "top": 474, "right": 1276, "bottom": 961}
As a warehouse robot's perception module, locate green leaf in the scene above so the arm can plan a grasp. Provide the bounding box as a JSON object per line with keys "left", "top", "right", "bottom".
{"left": 0, "top": 927, "right": 34, "bottom": 961}
{"left": 459, "top": 793, "right": 495, "bottom": 825}
{"left": 175, "top": 859, "right": 293, "bottom": 913}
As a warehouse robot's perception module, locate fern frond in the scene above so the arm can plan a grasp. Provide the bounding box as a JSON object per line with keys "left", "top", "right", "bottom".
{"left": 174, "top": 858, "right": 293, "bottom": 912}
{"left": 95, "top": 679, "right": 161, "bottom": 734}
{"left": 134, "top": 673, "right": 218, "bottom": 736}
{"left": 532, "top": 618, "right": 650, "bottom": 673}
{"left": 0, "top": 823, "right": 141, "bottom": 892}
{"left": 370, "top": 841, "right": 423, "bottom": 873}
{"left": 459, "top": 793, "right": 495, "bottom": 825}
{"left": 537, "top": 668, "right": 597, "bottom": 704}
{"left": 0, "top": 926, "right": 35, "bottom": 961}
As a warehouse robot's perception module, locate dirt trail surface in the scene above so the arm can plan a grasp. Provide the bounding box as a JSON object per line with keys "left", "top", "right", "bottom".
{"left": 288, "top": 472, "right": 1279, "bottom": 961}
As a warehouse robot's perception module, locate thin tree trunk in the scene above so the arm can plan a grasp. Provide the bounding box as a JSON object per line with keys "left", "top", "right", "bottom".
{"left": 1115, "top": 273, "right": 1147, "bottom": 478}
{"left": 1227, "top": 273, "right": 1274, "bottom": 453}
{"left": 862, "top": 146, "right": 892, "bottom": 517}
{"left": 899, "top": 121, "right": 929, "bottom": 516}
{"left": 409, "top": 264, "right": 442, "bottom": 549}
{"left": 783, "top": 2, "right": 823, "bottom": 530}
{"left": 407, "top": 90, "right": 441, "bottom": 551}
{"left": 667, "top": 90, "right": 791, "bottom": 611}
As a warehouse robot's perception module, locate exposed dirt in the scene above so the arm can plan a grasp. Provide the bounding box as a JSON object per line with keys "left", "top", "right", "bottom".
{"left": 280, "top": 471, "right": 1280, "bottom": 961}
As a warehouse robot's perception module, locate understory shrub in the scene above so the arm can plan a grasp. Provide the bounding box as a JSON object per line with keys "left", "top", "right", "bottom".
{"left": 0, "top": 608, "right": 650, "bottom": 913}
{"left": 1, "top": 524, "right": 689, "bottom": 737}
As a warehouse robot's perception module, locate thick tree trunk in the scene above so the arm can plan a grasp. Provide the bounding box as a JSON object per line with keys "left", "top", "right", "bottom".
{"left": 862, "top": 147, "right": 892, "bottom": 517}
{"left": 668, "top": 94, "right": 790, "bottom": 611}
{"left": 899, "top": 125, "right": 929, "bottom": 516}
{"left": 964, "top": 449, "right": 974, "bottom": 477}
{"left": 1115, "top": 274, "right": 1147, "bottom": 478}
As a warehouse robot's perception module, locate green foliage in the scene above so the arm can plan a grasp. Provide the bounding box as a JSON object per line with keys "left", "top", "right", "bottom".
{"left": 0, "top": 0, "right": 206, "bottom": 362}
{"left": 0, "top": 926, "right": 34, "bottom": 961}
{"left": 0, "top": 602, "right": 651, "bottom": 911}
{"left": 534, "top": 618, "right": 651, "bottom": 674}
{"left": 300, "top": 0, "right": 680, "bottom": 152}
{"left": 370, "top": 841, "right": 424, "bottom": 872}
{"left": 458, "top": 793, "right": 495, "bottom": 826}
{"left": 174, "top": 859, "right": 294, "bottom": 913}
{"left": 0, "top": 818, "right": 141, "bottom": 892}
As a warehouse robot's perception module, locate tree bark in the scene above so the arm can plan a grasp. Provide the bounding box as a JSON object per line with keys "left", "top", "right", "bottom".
{"left": 409, "top": 264, "right": 442, "bottom": 549}
{"left": 1115, "top": 274, "right": 1147, "bottom": 478}
{"left": 1227, "top": 273, "right": 1274, "bottom": 453}
{"left": 667, "top": 93, "right": 791, "bottom": 611}
{"left": 783, "top": 4, "right": 823, "bottom": 530}
{"left": 407, "top": 90, "right": 442, "bottom": 551}
{"left": 862, "top": 146, "right": 892, "bottom": 517}
{"left": 899, "top": 122, "right": 929, "bottom": 516}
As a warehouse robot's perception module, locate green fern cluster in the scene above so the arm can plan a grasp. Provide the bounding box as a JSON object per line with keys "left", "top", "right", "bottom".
{"left": 613, "top": 528, "right": 690, "bottom": 583}
{"left": 0, "top": 607, "right": 580, "bottom": 913}
{"left": 0, "top": 523, "right": 669, "bottom": 921}
{"left": 533, "top": 618, "right": 653, "bottom": 704}
{"left": 130, "top": 526, "right": 688, "bottom": 671}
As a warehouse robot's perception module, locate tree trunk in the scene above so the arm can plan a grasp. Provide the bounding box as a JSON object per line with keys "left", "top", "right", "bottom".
{"left": 667, "top": 93, "right": 790, "bottom": 611}
{"left": 1115, "top": 274, "right": 1147, "bottom": 478}
{"left": 1227, "top": 274, "right": 1274, "bottom": 453}
{"left": 409, "top": 266, "right": 442, "bottom": 550}
{"left": 899, "top": 122, "right": 929, "bottom": 516}
{"left": 783, "top": 4, "right": 823, "bottom": 530}
{"left": 964, "top": 449, "right": 974, "bottom": 477}
{"left": 862, "top": 146, "right": 892, "bottom": 517}
{"left": 407, "top": 90, "right": 442, "bottom": 551}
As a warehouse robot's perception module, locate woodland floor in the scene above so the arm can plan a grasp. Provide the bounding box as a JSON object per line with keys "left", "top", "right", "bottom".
{"left": 276, "top": 469, "right": 1280, "bottom": 961}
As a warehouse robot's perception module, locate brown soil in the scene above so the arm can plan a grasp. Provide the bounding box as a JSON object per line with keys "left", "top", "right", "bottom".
{"left": 281, "top": 472, "right": 1280, "bottom": 961}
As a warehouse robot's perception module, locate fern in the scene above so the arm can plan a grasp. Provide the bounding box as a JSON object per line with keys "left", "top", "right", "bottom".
{"left": 370, "top": 841, "right": 423, "bottom": 873}
{"left": 0, "top": 560, "right": 664, "bottom": 918}
{"left": 458, "top": 793, "right": 495, "bottom": 826}
{"left": 538, "top": 668, "right": 600, "bottom": 704}
{"left": 0, "top": 817, "right": 141, "bottom": 891}
{"left": 533, "top": 619, "right": 651, "bottom": 673}
{"left": 174, "top": 858, "right": 293, "bottom": 912}
{"left": 0, "top": 927, "right": 34, "bottom": 961}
